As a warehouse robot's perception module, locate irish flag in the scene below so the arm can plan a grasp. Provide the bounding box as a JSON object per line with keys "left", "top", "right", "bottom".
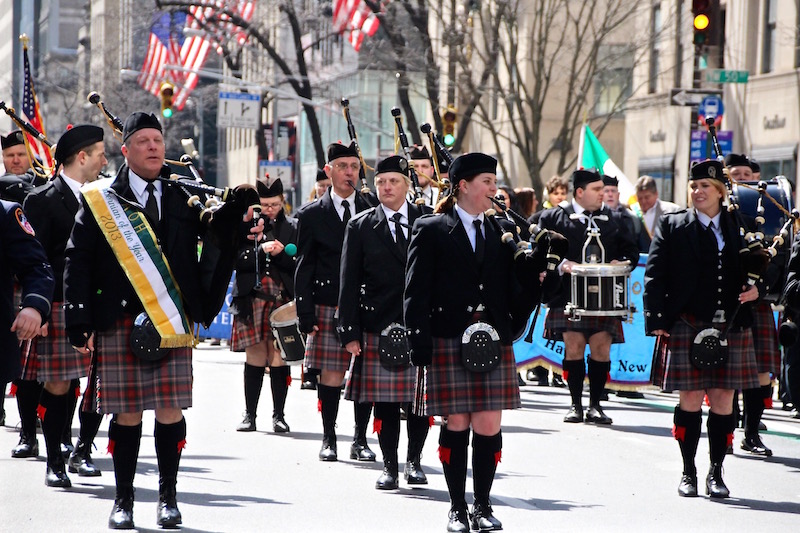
{"left": 577, "top": 124, "right": 635, "bottom": 204}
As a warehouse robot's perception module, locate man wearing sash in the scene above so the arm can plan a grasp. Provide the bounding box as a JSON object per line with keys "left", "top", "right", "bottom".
{"left": 23, "top": 125, "right": 107, "bottom": 488}
{"left": 63, "top": 112, "right": 262, "bottom": 529}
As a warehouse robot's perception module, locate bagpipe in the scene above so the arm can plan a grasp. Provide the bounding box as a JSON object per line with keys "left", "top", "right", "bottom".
{"left": 340, "top": 98, "right": 378, "bottom": 207}
{"left": 0, "top": 100, "right": 55, "bottom": 178}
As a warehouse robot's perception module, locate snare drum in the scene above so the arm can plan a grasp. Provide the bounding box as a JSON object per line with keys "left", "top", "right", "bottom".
{"left": 269, "top": 300, "right": 306, "bottom": 365}
{"left": 566, "top": 262, "right": 632, "bottom": 320}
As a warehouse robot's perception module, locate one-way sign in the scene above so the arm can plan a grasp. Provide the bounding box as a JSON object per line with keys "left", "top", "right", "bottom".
{"left": 669, "top": 88, "right": 723, "bottom": 106}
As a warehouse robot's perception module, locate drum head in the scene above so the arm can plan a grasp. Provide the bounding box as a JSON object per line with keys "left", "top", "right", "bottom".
{"left": 270, "top": 300, "right": 298, "bottom": 326}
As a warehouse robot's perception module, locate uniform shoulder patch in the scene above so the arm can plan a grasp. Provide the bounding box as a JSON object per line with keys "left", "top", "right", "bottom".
{"left": 15, "top": 207, "right": 35, "bottom": 236}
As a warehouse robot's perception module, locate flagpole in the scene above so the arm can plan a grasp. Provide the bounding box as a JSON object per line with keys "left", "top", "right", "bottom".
{"left": 576, "top": 110, "right": 588, "bottom": 170}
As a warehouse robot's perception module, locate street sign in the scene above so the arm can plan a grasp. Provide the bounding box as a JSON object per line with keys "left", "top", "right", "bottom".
{"left": 705, "top": 69, "right": 749, "bottom": 84}
{"left": 690, "top": 130, "right": 733, "bottom": 163}
{"left": 698, "top": 96, "right": 724, "bottom": 128}
{"left": 669, "top": 88, "right": 723, "bottom": 106}
{"left": 258, "top": 159, "right": 293, "bottom": 189}
{"left": 218, "top": 92, "right": 261, "bottom": 129}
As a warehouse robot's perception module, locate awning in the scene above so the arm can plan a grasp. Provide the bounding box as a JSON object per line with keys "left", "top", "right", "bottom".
{"left": 751, "top": 143, "right": 797, "bottom": 162}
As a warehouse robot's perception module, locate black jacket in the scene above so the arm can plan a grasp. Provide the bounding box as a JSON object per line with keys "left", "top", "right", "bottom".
{"left": 294, "top": 189, "right": 372, "bottom": 333}
{"left": 338, "top": 202, "right": 428, "bottom": 346}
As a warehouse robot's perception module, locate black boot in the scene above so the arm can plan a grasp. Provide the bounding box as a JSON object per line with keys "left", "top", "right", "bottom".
{"left": 69, "top": 407, "right": 103, "bottom": 476}
{"left": 301, "top": 366, "right": 319, "bottom": 390}
{"left": 562, "top": 359, "right": 585, "bottom": 422}
{"left": 269, "top": 365, "right": 291, "bottom": 433}
{"left": 741, "top": 385, "right": 773, "bottom": 456}
{"left": 318, "top": 384, "right": 340, "bottom": 461}
{"left": 471, "top": 431, "right": 503, "bottom": 531}
{"left": 11, "top": 379, "right": 42, "bottom": 458}
{"left": 673, "top": 406, "right": 702, "bottom": 497}
{"left": 108, "top": 420, "right": 142, "bottom": 529}
{"left": 60, "top": 379, "right": 80, "bottom": 459}
{"left": 39, "top": 389, "right": 71, "bottom": 488}
{"left": 706, "top": 411, "right": 734, "bottom": 498}
{"left": 155, "top": 418, "right": 186, "bottom": 528}
{"left": 586, "top": 358, "right": 613, "bottom": 424}
{"left": 405, "top": 409, "right": 430, "bottom": 485}
{"left": 351, "top": 401, "right": 376, "bottom": 461}
{"left": 374, "top": 403, "right": 400, "bottom": 490}
{"left": 237, "top": 363, "right": 264, "bottom": 431}
{"left": 440, "top": 427, "right": 470, "bottom": 533}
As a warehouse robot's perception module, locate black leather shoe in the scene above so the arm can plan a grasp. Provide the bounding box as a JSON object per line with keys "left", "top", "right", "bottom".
{"left": 11, "top": 434, "right": 39, "bottom": 458}
{"left": 272, "top": 416, "right": 290, "bottom": 433}
{"left": 404, "top": 460, "right": 428, "bottom": 485}
{"left": 470, "top": 500, "right": 502, "bottom": 531}
{"left": 68, "top": 440, "right": 101, "bottom": 477}
{"left": 678, "top": 474, "right": 698, "bottom": 497}
{"left": 759, "top": 421, "right": 768, "bottom": 431}
{"left": 551, "top": 375, "right": 566, "bottom": 388}
{"left": 446, "top": 506, "right": 470, "bottom": 533}
{"left": 350, "top": 442, "right": 377, "bottom": 461}
{"left": 725, "top": 444, "right": 734, "bottom": 455}
{"left": 616, "top": 390, "right": 645, "bottom": 399}
{"left": 157, "top": 487, "right": 182, "bottom": 528}
{"left": 741, "top": 435, "right": 773, "bottom": 456}
{"left": 517, "top": 373, "right": 526, "bottom": 386}
{"left": 706, "top": 463, "right": 730, "bottom": 499}
{"left": 45, "top": 463, "right": 72, "bottom": 488}
{"left": 375, "top": 468, "right": 399, "bottom": 490}
{"left": 585, "top": 405, "right": 613, "bottom": 425}
{"left": 236, "top": 413, "right": 256, "bottom": 432}
{"left": 60, "top": 440, "right": 74, "bottom": 460}
{"left": 300, "top": 380, "right": 317, "bottom": 390}
{"left": 563, "top": 405, "right": 584, "bottom": 423}
{"left": 319, "top": 439, "right": 338, "bottom": 461}
{"left": 108, "top": 490, "right": 134, "bottom": 530}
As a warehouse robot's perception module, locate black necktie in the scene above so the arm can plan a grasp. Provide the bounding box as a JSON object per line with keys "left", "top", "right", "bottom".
{"left": 706, "top": 221, "right": 719, "bottom": 251}
{"left": 341, "top": 199, "right": 351, "bottom": 224}
{"left": 145, "top": 182, "right": 159, "bottom": 224}
{"left": 391, "top": 213, "right": 406, "bottom": 252}
{"left": 473, "top": 219, "right": 485, "bottom": 264}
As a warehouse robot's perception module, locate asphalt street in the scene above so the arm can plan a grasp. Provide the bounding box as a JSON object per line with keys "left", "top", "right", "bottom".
{"left": 2, "top": 343, "right": 799, "bottom": 532}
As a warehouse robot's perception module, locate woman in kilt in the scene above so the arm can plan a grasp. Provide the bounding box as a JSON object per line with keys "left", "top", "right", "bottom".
{"left": 644, "top": 159, "right": 761, "bottom": 499}
{"left": 338, "top": 155, "right": 431, "bottom": 491}
{"left": 404, "top": 153, "right": 544, "bottom": 532}
{"left": 230, "top": 175, "right": 297, "bottom": 433}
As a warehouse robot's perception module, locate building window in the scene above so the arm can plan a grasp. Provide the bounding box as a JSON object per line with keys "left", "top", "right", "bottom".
{"left": 648, "top": 3, "right": 662, "bottom": 94}
{"left": 762, "top": 0, "right": 777, "bottom": 73}
{"left": 595, "top": 45, "right": 633, "bottom": 116}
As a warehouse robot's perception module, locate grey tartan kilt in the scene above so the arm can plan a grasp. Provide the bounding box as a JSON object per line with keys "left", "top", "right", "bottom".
{"left": 304, "top": 304, "right": 350, "bottom": 372}
{"left": 29, "top": 305, "right": 91, "bottom": 382}
{"left": 413, "top": 337, "right": 521, "bottom": 417}
{"left": 543, "top": 308, "right": 625, "bottom": 344}
{"left": 343, "top": 332, "right": 416, "bottom": 403}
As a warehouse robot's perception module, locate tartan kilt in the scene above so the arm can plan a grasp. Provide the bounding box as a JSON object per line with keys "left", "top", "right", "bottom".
{"left": 19, "top": 340, "right": 37, "bottom": 380}
{"left": 30, "top": 305, "right": 91, "bottom": 382}
{"left": 413, "top": 337, "right": 520, "bottom": 417}
{"left": 543, "top": 308, "right": 624, "bottom": 344}
{"left": 344, "top": 332, "right": 415, "bottom": 403}
{"left": 653, "top": 318, "right": 759, "bottom": 391}
{"left": 85, "top": 315, "right": 193, "bottom": 414}
{"left": 230, "top": 277, "right": 284, "bottom": 352}
{"left": 304, "top": 304, "right": 350, "bottom": 372}
{"left": 751, "top": 302, "right": 780, "bottom": 373}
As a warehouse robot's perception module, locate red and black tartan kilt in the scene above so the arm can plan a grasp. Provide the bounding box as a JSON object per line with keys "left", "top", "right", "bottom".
{"left": 19, "top": 340, "right": 38, "bottom": 380}
{"left": 230, "top": 277, "right": 284, "bottom": 352}
{"left": 84, "top": 315, "right": 193, "bottom": 414}
{"left": 543, "top": 308, "right": 624, "bottom": 344}
{"left": 344, "top": 332, "right": 416, "bottom": 403}
{"left": 304, "top": 304, "right": 350, "bottom": 372}
{"left": 29, "top": 305, "right": 91, "bottom": 382}
{"left": 413, "top": 337, "right": 520, "bottom": 417}
{"left": 653, "top": 318, "right": 759, "bottom": 392}
{"left": 751, "top": 302, "right": 780, "bottom": 373}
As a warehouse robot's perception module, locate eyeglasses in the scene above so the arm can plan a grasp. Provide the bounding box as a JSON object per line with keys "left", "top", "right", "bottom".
{"left": 333, "top": 162, "right": 361, "bottom": 172}
{"left": 262, "top": 202, "right": 283, "bottom": 209}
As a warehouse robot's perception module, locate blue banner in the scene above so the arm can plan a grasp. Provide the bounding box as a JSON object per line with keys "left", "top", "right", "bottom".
{"left": 197, "top": 276, "right": 235, "bottom": 340}
{"left": 513, "top": 254, "right": 655, "bottom": 388}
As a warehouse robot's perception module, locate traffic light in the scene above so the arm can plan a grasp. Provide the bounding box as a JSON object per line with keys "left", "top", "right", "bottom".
{"left": 692, "top": 0, "right": 720, "bottom": 47}
{"left": 442, "top": 106, "right": 457, "bottom": 148}
{"left": 159, "top": 82, "right": 175, "bottom": 118}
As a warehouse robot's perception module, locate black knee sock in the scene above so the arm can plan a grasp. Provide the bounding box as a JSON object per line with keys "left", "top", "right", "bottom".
{"left": 78, "top": 408, "right": 103, "bottom": 448}
{"left": 406, "top": 411, "right": 430, "bottom": 462}
{"left": 374, "top": 402, "right": 400, "bottom": 469}
{"left": 354, "top": 401, "right": 372, "bottom": 444}
{"left": 243, "top": 363, "right": 265, "bottom": 417}
{"left": 562, "top": 359, "right": 586, "bottom": 409}
{"left": 269, "top": 365, "right": 290, "bottom": 419}
{"left": 707, "top": 411, "right": 735, "bottom": 465}
{"left": 439, "top": 426, "right": 470, "bottom": 509}
{"left": 587, "top": 358, "right": 610, "bottom": 407}
{"left": 108, "top": 420, "right": 142, "bottom": 493}
{"left": 14, "top": 379, "right": 42, "bottom": 438}
{"left": 154, "top": 418, "right": 186, "bottom": 490}
{"left": 673, "top": 406, "right": 702, "bottom": 477}
{"left": 62, "top": 379, "right": 80, "bottom": 445}
{"left": 39, "top": 389, "right": 69, "bottom": 467}
{"left": 318, "top": 384, "right": 341, "bottom": 441}
{"left": 472, "top": 431, "right": 502, "bottom": 505}
{"left": 742, "top": 387, "right": 765, "bottom": 437}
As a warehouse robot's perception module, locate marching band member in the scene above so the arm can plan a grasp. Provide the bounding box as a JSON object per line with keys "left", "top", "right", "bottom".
{"left": 230, "top": 175, "right": 297, "bottom": 433}
{"left": 408, "top": 145, "right": 439, "bottom": 207}
{"left": 64, "top": 112, "right": 263, "bottom": 529}
{"left": 644, "top": 159, "right": 760, "bottom": 499}
{"left": 338, "top": 155, "right": 431, "bottom": 490}
{"left": 405, "top": 153, "right": 545, "bottom": 532}
{"left": 295, "top": 141, "right": 375, "bottom": 462}
{"left": 23, "top": 125, "right": 107, "bottom": 487}
{"left": 537, "top": 169, "right": 639, "bottom": 424}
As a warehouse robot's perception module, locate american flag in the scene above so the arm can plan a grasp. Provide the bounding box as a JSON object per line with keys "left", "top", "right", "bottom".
{"left": 332, "top": 0, "right": 381, "bottom": 52}
{"left": 20, "top": 44, "right": 54, "bottom": 169}
{"left": 138, "top": 2, "right": 256, "bottom": 110}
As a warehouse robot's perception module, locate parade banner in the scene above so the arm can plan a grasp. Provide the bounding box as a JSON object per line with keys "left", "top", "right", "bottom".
{"left": 198, "top": 276, "right": 234, "bottom": 340}
{"left": 514, "top": 254, "right": 655, "bottom": 389}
